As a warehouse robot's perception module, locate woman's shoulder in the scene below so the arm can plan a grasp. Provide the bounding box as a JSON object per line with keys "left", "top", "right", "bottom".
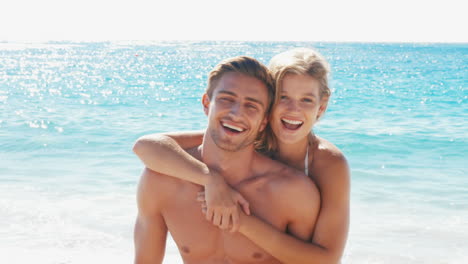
{"left": 313, "top": 135, "right": 347, "bottom": 164}
{"left": 310, "top": 135, "right": 349, "bottom": 185}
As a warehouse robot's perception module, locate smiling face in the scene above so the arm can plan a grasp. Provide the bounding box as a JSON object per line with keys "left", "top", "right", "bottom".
{"left": 203, "top": 72, "right": 269, "bottom": 152}
{"left": 270, "top": 74, "right": 328, "bottom": 144}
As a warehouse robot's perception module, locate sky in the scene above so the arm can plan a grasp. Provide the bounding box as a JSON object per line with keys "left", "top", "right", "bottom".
{"left": 0, "top": 0, "right": 466, "bottom": 43}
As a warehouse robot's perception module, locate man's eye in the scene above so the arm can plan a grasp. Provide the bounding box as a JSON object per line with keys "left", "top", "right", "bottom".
{"left": 302, "top": 98, "right": 313, "bottom": 103}
{"left": 220, "top": 97, "right": 233, "bottom": 102}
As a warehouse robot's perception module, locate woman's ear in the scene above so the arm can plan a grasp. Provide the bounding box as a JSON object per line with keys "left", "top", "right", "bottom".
{"left": 317, "top": 96, "right": 329, "bottom": 120}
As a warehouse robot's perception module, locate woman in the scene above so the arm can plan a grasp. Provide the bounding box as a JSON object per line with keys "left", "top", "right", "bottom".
{"left": 133, "top": 48, "right": 350, "bottom": 263}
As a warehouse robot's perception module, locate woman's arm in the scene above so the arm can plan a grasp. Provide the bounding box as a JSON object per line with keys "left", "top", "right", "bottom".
{"left": 200, "top": 155, "right": 349, "bottom": 264}
{"left": 133, "top": 131, "right": 250, "bottom": 232}
{"left": 133, "top": 131, "right": 208, "bottom": 185}
{"left": 304, "top": 153, "right": 350, "bottom": 263}
{"left": 239, "top": 215, "right": 329, "bottom": 264}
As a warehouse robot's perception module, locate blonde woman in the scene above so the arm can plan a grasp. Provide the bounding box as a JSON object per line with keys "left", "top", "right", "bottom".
{"left": 134, "top": 48, "right": 350, "bottom": 263}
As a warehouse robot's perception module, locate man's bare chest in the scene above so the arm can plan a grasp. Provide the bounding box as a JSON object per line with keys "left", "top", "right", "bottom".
{"left": 161, "top": 182, "right": 285, "bottom": 264}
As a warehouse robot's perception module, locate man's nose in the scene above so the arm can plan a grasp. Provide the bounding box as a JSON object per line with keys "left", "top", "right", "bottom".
{"left": 228, "top": 103, "right": 242, "bottom": 118}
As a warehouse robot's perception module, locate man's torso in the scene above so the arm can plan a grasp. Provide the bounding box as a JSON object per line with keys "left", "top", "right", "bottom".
{"left": 153, "top": 163, "right": 293, "bottom": 264}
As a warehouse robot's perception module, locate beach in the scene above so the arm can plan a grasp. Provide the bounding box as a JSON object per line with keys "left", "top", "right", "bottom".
{"left": 1, "top": 41, "right": 466, "bottom": 263}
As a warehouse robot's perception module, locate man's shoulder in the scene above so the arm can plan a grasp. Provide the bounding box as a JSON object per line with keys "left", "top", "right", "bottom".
{"left": 277, "top": 168, "right": 319, "bottom": 200}
{"left": 256, "top": 154, "right": 319, "bottom": 200}
{"left": 137, "top": 168, "right": 188, "bottom": 209}
{"left": 254, "top": 154, "right": 320, "bottom": 223}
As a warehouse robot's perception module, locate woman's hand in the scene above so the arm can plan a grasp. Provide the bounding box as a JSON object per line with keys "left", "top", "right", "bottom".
{"left": 198, "top": 173, "right": 250, "bottom": 232}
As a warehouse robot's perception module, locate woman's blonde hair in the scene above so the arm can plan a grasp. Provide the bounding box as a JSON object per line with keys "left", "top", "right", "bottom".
{"left": 257, "top": 48, "right": 331, "bottom": 155}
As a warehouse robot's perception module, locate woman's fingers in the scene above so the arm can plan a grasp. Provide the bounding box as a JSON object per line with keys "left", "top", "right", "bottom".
{"left": 205, "top": 207, "right": 214, "bottom": 222}
{"left": 198, "top": 200, "right": 235, "bottom": 231}
{"left": 230, "top": 210, "right": 240, "bottom": 233}
{"left": 196, "top": 185, "right": 247, "bottom": 232}
{"left": 197, "top": 191, "right": 205, "bottom": 202}
{"left": 201, "top": 202, "right": 207, "bottom": 214}
{"left": 213, "top": 211, "right": 222, "bottom": 227}
{"left": 219, "top": 210, "right": 230, "bottom": 230}
{"left": 234, "top": 193, "right": 250, "bottom": 215}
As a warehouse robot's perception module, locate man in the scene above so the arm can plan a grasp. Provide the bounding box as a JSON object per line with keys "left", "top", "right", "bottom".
{"left": 134, "top": 56, "right": 320, "bottom": 264}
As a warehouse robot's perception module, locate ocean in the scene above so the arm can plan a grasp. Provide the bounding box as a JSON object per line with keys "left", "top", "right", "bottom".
{"left": 1, "top": 41, "right": 467, "bottom": 263}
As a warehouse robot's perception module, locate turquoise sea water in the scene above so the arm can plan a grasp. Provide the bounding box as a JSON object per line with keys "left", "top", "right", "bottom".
{"left": 1, "top": 41, "right": 467, "bottom": 263}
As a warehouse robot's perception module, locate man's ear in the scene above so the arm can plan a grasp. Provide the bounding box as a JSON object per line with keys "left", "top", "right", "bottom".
{"left": 202, "top": 93, "right": 210, "bottom": 116}
{"left": 259, "top": 115, "right": 268, "bottom": 132}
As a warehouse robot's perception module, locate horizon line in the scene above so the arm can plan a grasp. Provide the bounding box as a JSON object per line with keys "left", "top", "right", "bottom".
{"left": 1, "top": 39, "right": 467, "bottom": 45}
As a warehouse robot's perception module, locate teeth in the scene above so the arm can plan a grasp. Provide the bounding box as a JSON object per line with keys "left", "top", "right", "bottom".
{"left": 223, "top": 123, "right": 244, "bottom": 132}
{"left": 282, "top": 118, "right": 303, "bottom": 125}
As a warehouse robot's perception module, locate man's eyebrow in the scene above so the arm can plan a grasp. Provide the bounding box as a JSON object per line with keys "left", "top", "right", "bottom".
{"left": 245, "top": 97, "right": 265, "bottom": 108}
{"left": 218, "top": 90, "right": 236, "bottom": 96}
{"left": 218, "top": 90, "right": 265, "bottom": 108}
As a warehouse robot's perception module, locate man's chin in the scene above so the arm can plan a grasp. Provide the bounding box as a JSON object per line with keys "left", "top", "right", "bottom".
{"left": 210, "top": 131, "right": 255, "bottom": 152}
{"left": 214, "top": 140, "right": 251, "bottom": 152}
{"left": 216, "top": 143, "right": 243, "bottom": 152}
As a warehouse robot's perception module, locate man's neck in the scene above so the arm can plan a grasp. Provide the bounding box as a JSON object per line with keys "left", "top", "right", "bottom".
{"left": 200, "top": 133, "right": 255, "bottom": 187}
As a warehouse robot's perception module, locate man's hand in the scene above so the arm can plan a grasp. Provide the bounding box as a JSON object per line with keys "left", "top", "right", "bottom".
{"left": 199, "top": 172, "right": 250, "bottom": 232}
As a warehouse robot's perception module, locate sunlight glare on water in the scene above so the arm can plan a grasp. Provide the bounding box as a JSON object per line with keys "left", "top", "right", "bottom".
{"left": 1, "top": 41, "right": 467, "bottom": 263}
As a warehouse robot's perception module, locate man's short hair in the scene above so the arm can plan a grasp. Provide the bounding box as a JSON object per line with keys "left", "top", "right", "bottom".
{"left": 206, "top": 56, "right": 275, "bottom": 115}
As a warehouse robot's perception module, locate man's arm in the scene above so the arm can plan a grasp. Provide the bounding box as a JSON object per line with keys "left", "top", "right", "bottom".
{"left": 134, "top": 169, "right": 168, "bottom": 264}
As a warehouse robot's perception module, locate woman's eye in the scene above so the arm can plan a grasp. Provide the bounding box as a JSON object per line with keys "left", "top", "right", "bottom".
{"left": 280, "top": 95, "right": 288, "bottom": 100}
{"left": 246, "top": 103, "right": 257, "bottom": 110}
